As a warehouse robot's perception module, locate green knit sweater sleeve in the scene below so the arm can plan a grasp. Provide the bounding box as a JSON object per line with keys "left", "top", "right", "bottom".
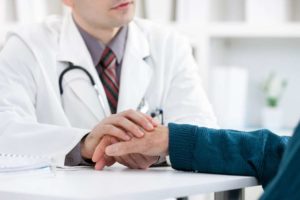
{"left": 168, "top": 123, "right": 290, "bottom": 188}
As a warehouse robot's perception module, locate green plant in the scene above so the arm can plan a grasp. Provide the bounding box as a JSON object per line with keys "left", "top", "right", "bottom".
{"left": 262, "top": 72, "right": 288, "bottom": 108}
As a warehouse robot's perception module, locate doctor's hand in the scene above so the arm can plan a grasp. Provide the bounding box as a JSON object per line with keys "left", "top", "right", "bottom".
{"left": 113, "top": 151, "right": 159, "bottom": 170}
{"left": 80, "top": 109, "right": 158, "bottom": 160}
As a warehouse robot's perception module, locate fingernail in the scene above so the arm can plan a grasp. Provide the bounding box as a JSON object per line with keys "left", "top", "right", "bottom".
{"left": 125, "top": 135, "right": 131, "bottom": 141}
{"left": 154, "top": 119, "right": 159, "bottom": 124}
{"left": 147, "top": 123, "right": 154, "bottom": 130}
{"left": 152, "top": 119, "right": 159, "bottom": 126}
{"left": 139, "top": 130, "right": 144, "bottom": 137}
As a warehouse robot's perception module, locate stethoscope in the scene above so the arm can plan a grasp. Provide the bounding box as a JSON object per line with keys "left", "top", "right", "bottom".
{"left": 59, "top": 62, "right": 108, "bottom": 116}
{"left": 59, "top": 62, "right": 164, "bottom": 124}
{"left": 137, "top": 98, "right": 164, "bottom": 125}
{"left": 59, "top": 62, "right": 96, "bottom": 95}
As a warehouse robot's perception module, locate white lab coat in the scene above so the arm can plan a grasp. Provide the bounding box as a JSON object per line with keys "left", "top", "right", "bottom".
{"left": 0, "top": 13, "right": 217, "bottom": 165}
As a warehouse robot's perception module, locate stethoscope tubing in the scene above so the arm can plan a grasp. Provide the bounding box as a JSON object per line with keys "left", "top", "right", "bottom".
{"left": 59, "top": 62, "right": 164, "bottom": 123}
{"left": 59, "top": 62, "right": 95, "bottom": 95}
{"left": 58, "top": 62, "right": 109, "bottom": 116}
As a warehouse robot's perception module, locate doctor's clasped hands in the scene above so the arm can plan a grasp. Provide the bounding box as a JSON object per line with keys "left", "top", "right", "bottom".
{"left": 91, "top": 124, "right": 169, "bottom": 170}
{"left": 80, "top": 110, "right": 160, "bottom": 169}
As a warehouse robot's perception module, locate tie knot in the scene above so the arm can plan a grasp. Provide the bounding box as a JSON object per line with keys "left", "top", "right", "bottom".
{"left": 100, "top": 47, "right": 117, "bottom": 69}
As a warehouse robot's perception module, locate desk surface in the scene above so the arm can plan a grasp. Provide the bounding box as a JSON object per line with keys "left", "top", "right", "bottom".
{"left": 0, "top": 165, "right": 258, "bottom": 200}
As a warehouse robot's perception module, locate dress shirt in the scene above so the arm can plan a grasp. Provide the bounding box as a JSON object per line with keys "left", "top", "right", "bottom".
{"left": 65, "top": 22, "right": 128, "bottom": 166}
{"left": 77, "top": 24, "right": 128, "bottom": 81}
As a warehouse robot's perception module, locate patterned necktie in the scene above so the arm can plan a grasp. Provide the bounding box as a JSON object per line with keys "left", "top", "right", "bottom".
{"left": 96, "top": 47, "right": 119, "bottom": 114}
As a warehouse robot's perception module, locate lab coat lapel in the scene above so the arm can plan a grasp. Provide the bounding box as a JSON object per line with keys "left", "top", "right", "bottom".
{"left": 117, "top": 22, "right": 153, "bottom": 112}
{"left": 56, "top": 13, "right": 111, "bottom": 120}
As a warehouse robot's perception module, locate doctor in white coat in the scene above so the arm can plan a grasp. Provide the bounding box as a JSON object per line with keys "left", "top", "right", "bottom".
{"left": 0, "top": 0, "right": 217, "bottom": 168}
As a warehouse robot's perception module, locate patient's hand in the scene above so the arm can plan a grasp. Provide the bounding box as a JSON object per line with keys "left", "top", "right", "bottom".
{"left": 92, "top": 125, "right": 169, "bottom": 170}
{"left": 92, "top": 135, "right": 159, "bottom": 170}
{"left": 105, "top": 125, "right": 169, "bottom": 158}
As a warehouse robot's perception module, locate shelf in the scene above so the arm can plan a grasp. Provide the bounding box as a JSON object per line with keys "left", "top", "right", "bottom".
{"left": 171, "top": 23, "right": 300, "bottom": 40}
{"left": 208, "top": 23, "right": 300, "bottom": 38}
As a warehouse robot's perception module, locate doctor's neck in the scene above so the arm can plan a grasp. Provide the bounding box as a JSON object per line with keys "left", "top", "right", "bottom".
{"left": 72, "top": 14, "right": 120, "bottom": 45}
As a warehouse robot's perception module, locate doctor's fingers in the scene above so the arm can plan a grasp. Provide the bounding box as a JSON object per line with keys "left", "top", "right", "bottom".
{"left": 96, "top": 124, "right": 131, "bottom": 141}
{"left": 92, "top": 139, "right": 118, "bottom": 170}
{"left": 104, "top": 116, "right": 146, "bottom": 138}
{"left": 113, "top": 156, "right": 129, "bottom": 168}
{"left": 114, "top": 155, "right": 139, "bottom": 169}
{"left": 125, "top": 154, "right": 156, "bottom": 169}
{"left": 135, "top": 111, "right": 159, "bottom": 127}
{"left": 119, "top": 110, "right": 156, "bottom": 131}
{"left": 94, "top": 154, "right": 116, "bottom": 170}
{"left": 94, "top": 158, "right": 106, "bottom": 170}
{"left": 104, "top": 155, "right": 116, "bottom": 167}
{"left": 92, "top": 135, "right": 119, "bottom": 163}
{"left": 140, "top": 112, "right": 159, "bottom": 127}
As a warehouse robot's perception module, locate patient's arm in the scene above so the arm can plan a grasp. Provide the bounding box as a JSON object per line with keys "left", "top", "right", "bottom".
{"left": 167, "top": 124, "right": 290, "bottom": 188}
{"left": 106, "top": 123, "right": 290, "bottom": 188}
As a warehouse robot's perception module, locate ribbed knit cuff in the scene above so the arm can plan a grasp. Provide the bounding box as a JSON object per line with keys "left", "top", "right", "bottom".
{"left": 168, "top": 123, "right": 197, "bottom": 171}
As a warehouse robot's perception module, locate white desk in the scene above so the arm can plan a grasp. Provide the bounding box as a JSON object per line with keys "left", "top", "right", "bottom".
{"left": 0, "top": 166, "right": 258, "bottom": 200}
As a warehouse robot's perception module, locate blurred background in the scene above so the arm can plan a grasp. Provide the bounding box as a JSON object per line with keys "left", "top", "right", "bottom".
{"left": 0, "top": 0, "right": 300, "bottom": 199}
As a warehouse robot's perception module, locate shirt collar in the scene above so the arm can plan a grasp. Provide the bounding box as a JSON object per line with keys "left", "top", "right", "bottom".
{"left": 76, "top": 23, "right": 128, "bottom": 66}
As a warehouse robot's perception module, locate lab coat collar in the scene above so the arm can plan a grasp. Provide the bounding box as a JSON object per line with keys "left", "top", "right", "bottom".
{"left": 117, "top": 20, "right": 152, "bottom": 112}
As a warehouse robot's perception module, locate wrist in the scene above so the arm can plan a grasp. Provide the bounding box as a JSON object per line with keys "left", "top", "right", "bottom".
{"left": 161, "top": 126, "right": 169, "bottom": 156}
{"left": 80, "top": 133, "right": 91, "bottom": 159}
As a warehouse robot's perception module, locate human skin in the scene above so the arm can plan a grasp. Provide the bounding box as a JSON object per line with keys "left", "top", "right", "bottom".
{"left": 91, "top": 125, "right": 169, "bottom": 170}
